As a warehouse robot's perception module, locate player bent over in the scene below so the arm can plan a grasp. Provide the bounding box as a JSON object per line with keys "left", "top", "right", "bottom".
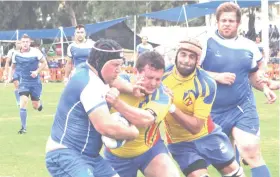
{"left": 45, "top": 39, "right": 140, "bottom": 177}
{"left": 104, "top": 51, "right": 180, "bottom": 177}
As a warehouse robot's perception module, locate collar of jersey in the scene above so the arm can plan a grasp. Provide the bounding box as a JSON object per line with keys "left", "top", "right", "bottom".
{"left": 216, "top": 30, "right": 238, "bottom": 41}
{"left": 172, "top": 66, "right": 196, "bottom": 82}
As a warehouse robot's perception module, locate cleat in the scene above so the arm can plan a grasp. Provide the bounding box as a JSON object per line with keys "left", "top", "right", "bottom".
{"left": 18, "top": 128, "right": 27, "bottom": 134}
{"left": 38, "top": 105, "right": 43, "bottom": 111}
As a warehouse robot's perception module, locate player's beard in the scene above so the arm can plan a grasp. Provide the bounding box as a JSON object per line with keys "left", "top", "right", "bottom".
{"left": 176, "top": 61, "right": 196, "bottom": 77}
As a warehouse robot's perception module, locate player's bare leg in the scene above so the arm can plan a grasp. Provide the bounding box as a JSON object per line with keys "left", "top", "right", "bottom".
{"left": 232, "top": 127, "right": 270, "bottom": 177}
{"left": 143, "top": 153, "right": 180, "bottom": 177}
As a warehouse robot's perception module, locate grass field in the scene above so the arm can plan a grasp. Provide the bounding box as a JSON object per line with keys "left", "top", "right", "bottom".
{"left": 0, "top": 83, "right": 278, "bottom": 177}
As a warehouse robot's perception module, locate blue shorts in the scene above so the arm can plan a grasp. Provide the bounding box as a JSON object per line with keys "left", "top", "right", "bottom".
{"left": 104, "top": 139, "right": 169, "bottom": 177}
{"left": 211, "top": 98, "right": 259, "bottom": 136}
{"left": 168, "top": 126, "right": 235, "bottom": 174}
{"left": 46, "top": 148, "right": 117, "bottom": 177}
{"left": 18, "top": 82, "right": 42, "bottom": 101}
{"left": 12, "top": 72, "right": 20, "bottom": 82}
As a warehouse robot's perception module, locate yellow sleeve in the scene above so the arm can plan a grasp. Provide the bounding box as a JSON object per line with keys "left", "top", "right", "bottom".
{"left": 145, "top": 86, "right": 171, "bottom": 123}
{"left": 194, "top": 78, "right": 216, "bottom": 120}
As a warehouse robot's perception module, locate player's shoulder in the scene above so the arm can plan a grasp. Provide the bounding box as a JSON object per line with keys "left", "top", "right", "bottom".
{"left": 162, "top": 64, "right": 174, "bottom": 80}
{"left": 68, "top": 42, "right": 76, "bottom": 49}
{"left": 203, "top": 30, "right": 216, "bottom": 42}
{"left": 148, "top": 43, "right": 153, "bottom": 48}
{"left": 238, "top": 36, "right": 256, "bottom": 46}
{"left": 72, "top": 64, "right": 103, "bottom": 89}
{"left": 236, "top": 36, "right": 260, "bottom": 54}
{"left": 7, "top": 48, "right": 14, "bottom": 54}
{"left": 119, "top": 73, "right": 132, "bottom": 83}
{"left": 10, "top": 49, "right": 18, "bottom": 55}
{"left": 30, "top": 47, "right": 42, "bottom": 53}
{"left": 12, "top": 49, "right": 21, "bottom": 58}
{"left": 150, "top": 84, "right": 171, "bottom": 104}
{"left": 196, "top": 68, "right": 216, "bottom": 93}
{"left": 86, "top": 39, "right": 95, "bottom": 45}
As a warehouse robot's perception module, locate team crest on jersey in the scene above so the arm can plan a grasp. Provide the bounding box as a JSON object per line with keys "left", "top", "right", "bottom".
{"left": 184, "top": 98, "right": 193, "bottom": 106}
{"left": 215, "top": 50, "right": 221, "bottom": 57}
{"left": 183, "top": 90, "right": 194, "bottom": 106}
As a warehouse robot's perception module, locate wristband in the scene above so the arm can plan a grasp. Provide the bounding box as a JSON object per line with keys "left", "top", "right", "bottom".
{"left": 145, "top": 108, "right": 157, "bottom": 121}
{"left": 169, "top": 104, "right": 176, "bottom": 113}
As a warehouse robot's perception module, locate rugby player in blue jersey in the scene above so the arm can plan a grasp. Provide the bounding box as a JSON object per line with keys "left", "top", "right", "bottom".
{"left": 200, "top": 2, "right": 276, "bottom": 177}
{"left": 8, "top": 34, "right": 47, "bottom": 134}
{"left": 45, "top": 39, "right": 146, "bottom": 177}
{"left": 64, "top": 24, "right": 95, "bottom": 85}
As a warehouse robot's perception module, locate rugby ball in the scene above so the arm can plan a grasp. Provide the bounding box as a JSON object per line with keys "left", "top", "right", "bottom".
{"left": 101, "top": 112, "right": 129, "bottom": 149}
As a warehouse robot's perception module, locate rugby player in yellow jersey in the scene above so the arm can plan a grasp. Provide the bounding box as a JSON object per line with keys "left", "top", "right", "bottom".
{"left": 162, "top": 39, "right": 244, "bottom": 177}
{"left": 104, "top": 51, "right": 180, "bottom": 177}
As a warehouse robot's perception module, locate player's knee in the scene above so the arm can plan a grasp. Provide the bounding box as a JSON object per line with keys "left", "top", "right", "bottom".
{"left": 239, "top": 142, "right": 261, "bottom": 161}
{"left": 223, "top": 166, "right": 244, "bottom": 177}
{"left": 19, "top": 96, "right": 29, "bottom": 108}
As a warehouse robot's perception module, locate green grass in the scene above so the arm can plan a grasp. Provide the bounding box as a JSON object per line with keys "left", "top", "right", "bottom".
{"left": 0, "top": 83, "right": 278, "bottom": 177}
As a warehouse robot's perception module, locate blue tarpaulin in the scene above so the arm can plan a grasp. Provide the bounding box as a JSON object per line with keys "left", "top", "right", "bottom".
{"left": 139, "top": 5, "right": 215, "bottom": 23}
{"left": 139, "top": 0, "right": 278, "bottom": 23}
{"left": 0, "top": 17, "right": 127, "bottom": 40}
{"left": 191, "top": 0, "right": 278, "bottom": 9}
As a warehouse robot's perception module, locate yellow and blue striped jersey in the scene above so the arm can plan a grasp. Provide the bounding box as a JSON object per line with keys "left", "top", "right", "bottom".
{"left": 163, "top": 65, "right": 217, "bottom": 143}
{"left": 109, "top": 74, "right": 172, "bottom": 158}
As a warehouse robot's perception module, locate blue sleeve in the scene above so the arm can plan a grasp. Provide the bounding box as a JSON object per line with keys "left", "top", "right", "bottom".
{"left": 119, "top": 73, "right": 131, "bottom": 82}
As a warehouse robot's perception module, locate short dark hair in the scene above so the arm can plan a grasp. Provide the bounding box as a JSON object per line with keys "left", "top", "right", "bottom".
{"left": 75, "top": 24, "right": 85, "bottom": 30}
{"left": 136, "top": 51, "right": 165, "bottom": 72}
{"left": 216, "top": 2, "right": 241, "bottom": 23}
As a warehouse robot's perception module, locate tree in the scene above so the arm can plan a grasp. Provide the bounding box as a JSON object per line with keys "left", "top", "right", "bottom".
{"left": 0, "top": 1, "right": 202, "bottom": 33}
{"left": 0, "top": 2, "right": 22, "bottom": 30}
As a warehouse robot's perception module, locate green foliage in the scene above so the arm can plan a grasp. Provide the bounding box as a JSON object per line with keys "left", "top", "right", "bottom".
{"left": 0, "top": 1, "right": 22, "bottom": 30}
{"left": 0, "top": 1, "right": 203, "bottom": 32}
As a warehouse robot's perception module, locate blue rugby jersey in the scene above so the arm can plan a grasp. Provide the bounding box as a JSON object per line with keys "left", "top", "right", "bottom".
{"left": 12, "top": 47, "right": 44, "bottom": 84}
{"left": 67, "top": 40, "right": 94, "bottom": 67}
{"left": 200, "top": 30, "right": 262, "bottom": 113}
{"left": 50, "top": 63, "right": 110, "bottom": 157}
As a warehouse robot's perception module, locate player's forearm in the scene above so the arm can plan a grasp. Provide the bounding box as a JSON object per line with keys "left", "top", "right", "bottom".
{"left": 249, "top": 71, "right": 267, "bottom": 91}
{"left": 171, "top": 108, "right": 204, "bottom": 135}
{"left": 204, "top": 70, "right": 221, "bottom": 82}
{"left": 8, "top": 65, "right": 15, "bottom": 80}
{"left": 64, "top": 61, "right": 72, "bottom": 79}
{"left": 269, "top": 80, "right": 280, "bottom": 90}
{"left": 111, "top": 77, "right": 133, "bottom": 94}
{"left": 112, "top": 99, "right": 155, "bottom": 128}
{"left": 36, "top": 60, "right": 47, "bottom": 73}
{"left": 98, "top": 122, "right": 139, "bottom": 140}
{"left": 3, "top": 58, "right": 12, "bottom": 76}
{"left": 257, "top": 60, "right": 266, "bottom": 71}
